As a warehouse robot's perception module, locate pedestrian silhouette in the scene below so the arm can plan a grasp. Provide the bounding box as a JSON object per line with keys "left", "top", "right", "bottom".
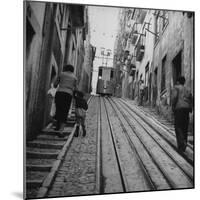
{"left": 139, "top": 80, "right": 145, "bottom": 106}
{"left": 53, "top": 64, "right": 77, "bottom": 136}
{"left": 172, "top": 76, "right": 193, "bottom": 152}
{"left": 74, "top": 90, "right": 88, "bottom": 137}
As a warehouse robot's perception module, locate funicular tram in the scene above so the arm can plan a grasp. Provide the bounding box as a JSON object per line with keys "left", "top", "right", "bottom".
{"left": 96, "top": 66, "right": 115, "bottom": 96}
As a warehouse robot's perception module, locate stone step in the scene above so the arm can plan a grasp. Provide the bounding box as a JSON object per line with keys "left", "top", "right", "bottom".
{"left": 26, "top": 146, "right": 60, "bottom": 153}
{"left": 26, "top": 164, "right": 52, "bottom": 171}
{"left": 26, "top": 158, "right": 56, "bottom": 166}
{"left": 37, "top": 135, "right": 69, "bottom": 141}
{"left": 65, "top": 121, "right": 75, "bottom": 127}
{"left": 33, "top": 139, "right": 65, "bottom": 145}
{"left": 27, "top": 141, "right": 64, "bottom": 149}
{"left": 26, "top": 151, "right": 58, "bottom": 159}
{"left": 26, "top": 180, "right": 43, "bottom": 189}
{"left": 26, "top": 171, "right": 49, "bottom": 182}
{"left": 41, "top": 129, "right": 71, "bottom": 136}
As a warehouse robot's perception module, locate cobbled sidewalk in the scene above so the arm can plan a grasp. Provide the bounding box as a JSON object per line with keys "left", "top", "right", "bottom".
{"left": 48, "top": 97, "right": 98, "bottom": 198}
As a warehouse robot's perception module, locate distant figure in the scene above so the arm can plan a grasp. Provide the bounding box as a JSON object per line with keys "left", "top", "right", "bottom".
{"left": 74, "top": 90, "right": 88, "bottom": 137}
{"left": 54, "top": 64, "right": 77, "bottom": 133}
{"left": 172, "top": 76, "right": 193, "bottom": 152}
{"left": 139, "top": 80, "right": 145, "bottom": 106}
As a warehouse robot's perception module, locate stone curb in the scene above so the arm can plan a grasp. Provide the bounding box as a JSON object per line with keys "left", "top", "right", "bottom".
{"left": 37, "top": 124, "right": 77, "bottom": 198}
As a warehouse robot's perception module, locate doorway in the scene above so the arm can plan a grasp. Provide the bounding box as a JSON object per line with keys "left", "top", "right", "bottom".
{"left": 172, "top": 50, "right": 182, "bottom": 85}
{"left": 153, "top": 67, "right": 158, "bottom": 106}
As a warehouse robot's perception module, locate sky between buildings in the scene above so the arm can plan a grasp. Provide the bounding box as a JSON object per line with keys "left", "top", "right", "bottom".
{"left": 88, "top": 5, "right": 120, "bottom": 94}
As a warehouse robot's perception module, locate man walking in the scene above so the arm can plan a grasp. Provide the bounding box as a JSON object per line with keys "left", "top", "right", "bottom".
{"left": 172, "top": 76, "right": 193, "bottom": 152}
{"left": 139, "top": 80, "right": 145, "bottom": 106}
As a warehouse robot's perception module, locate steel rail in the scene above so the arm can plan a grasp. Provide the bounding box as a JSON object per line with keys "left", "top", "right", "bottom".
{"left": 118, "top": 98, "right": 193, "bottom": 165}
{"left": 121, "top": 98, "right": 193, "bottom": 151}
{"left": 101, "top": 97, "right": 127, "bottom": 192}
{"left": 106, "top": 98, "right": 172, "bottom": 190}
{"left": 111, "top": 98, "right": 193, "bottom": 186}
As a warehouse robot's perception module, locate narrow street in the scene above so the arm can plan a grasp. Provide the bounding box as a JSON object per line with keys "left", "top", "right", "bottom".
{"left": 25, "top": 2, "right": 194, "bottom": 199}
{"left": 26, "top": 96, "right": 194, "bottom": 198}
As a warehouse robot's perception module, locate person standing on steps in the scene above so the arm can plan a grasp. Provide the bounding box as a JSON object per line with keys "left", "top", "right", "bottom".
{"left": 139, "top": 80, "right": 145, "bottom": 106}
{"left": 172, "top": 76, "right": 193, "bottom": 153}
{"left": 74, "top": 90, "right": 88, "bottom": 137}
{"left": 53, "top": 64, "right": 77, "bottom": 135}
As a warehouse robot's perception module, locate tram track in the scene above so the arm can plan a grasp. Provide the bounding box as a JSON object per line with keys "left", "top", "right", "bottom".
{"left": 105, "top": 97, "right": 172, "bottom": 190}
{"left": 97, "top": 96, "right": 162, "bottom": 193}
{"left": 114, "top": 97, "right": 193, "bottom": 173}
{"left": 102, "top": 97, "right": 128, "bottom": 192}
{"left": 102, "top": 97, "right": 155, "bottom": 191}
{"left": 26, "top": 95, "right": 194, "bottom": 198}
{"left": 97, "top": 96, "right": 124, "bottom": 193}
{"left": 108, "top": 97, "right": 193, "bottom": 189}
{"left": 121, "top": 98, "right": 194, "bottom": 153}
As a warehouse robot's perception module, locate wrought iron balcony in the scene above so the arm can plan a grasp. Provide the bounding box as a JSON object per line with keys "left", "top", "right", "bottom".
{"left": 131, "top": 30, "right": 138, "bottom": 45}
{"left": 136, "top": 44, "right": 145, "bottom": 61}
{"left": 129, "top": 64, "right": 136, "bottom": 76}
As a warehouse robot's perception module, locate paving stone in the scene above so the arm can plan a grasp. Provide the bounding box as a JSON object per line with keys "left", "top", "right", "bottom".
{"left": 47, "top": 98, "right": 98, "bottom": 197}
{"left": 54, "top": 177, "right": 65, "bottom": 182}
{"left": 78, "top": 175, "right": 95, "bottom": 184}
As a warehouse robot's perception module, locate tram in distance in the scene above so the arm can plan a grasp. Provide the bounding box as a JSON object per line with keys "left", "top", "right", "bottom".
{"left": 96, "top": 66, "right": 115, "bottom": 96}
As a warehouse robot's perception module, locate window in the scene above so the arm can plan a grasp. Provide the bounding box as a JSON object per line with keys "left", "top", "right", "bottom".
{"left": 161, "top": 11, "right": 168, "bottom": 30}
{"left": 155, "top": 12, "right": 160, "bottom": 44}
{"left": 98, "top": 68, "right": 102, "bottom": 78}
{"left": 140, "top": 74, "right": 143, "bottom": 81}
{"left": 57, "top": 5, "right": 64, "bottom": 29}
{"left": 154, "top": 67, "right": 158, "bottom": 86}
{"left": 145, "top": 63, "right": 149, "bottom": 86}
{"left": 110, "top": 70, "right": 114, "bottom": 79}
{"left": 172, "top": 51, "right": 182, "bottom": 85}
{"left": 154, "top": 11, "right": 168, "bottom": 45}
{"left": 50, "top": 65, "right": 56, "bottom": 83}
{"left": 161, "top": 56, "right": 166, "bottom": 92}
{"left": 131, "top": 10, "right": 135, "bottom": 19}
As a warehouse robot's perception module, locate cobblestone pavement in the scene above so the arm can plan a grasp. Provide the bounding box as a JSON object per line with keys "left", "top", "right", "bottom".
{"left": 48, "top": 97, "right": 98, "bottom": 197}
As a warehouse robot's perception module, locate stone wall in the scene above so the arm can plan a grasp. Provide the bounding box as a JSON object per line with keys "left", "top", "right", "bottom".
{"left": 153, "top": 11, "right": 194, "bottom": 121}
{"left": 26, "top": 3, "right": 90, "bottom": 140}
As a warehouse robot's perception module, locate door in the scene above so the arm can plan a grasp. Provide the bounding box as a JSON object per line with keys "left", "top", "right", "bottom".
{"left": 172, "top": 50, "right": 182, "bottom": 86}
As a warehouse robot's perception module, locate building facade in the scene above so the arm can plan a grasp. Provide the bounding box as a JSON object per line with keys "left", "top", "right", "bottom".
{"left": 25, "top": 2, "right": 95, "bottom": 140}
{"left": 114, "top": 8, "right": 194, "bottom": 122}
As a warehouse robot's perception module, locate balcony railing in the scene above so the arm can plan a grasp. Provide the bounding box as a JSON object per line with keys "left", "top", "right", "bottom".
{"left": 129, "top": 66, "right": 136, "bottom": 76}
{"left": 136, "top": 44, "right": 145, "bottom": 61}
{"left": 131, "top": 31, "right": 138, "bottom": 45}
{"left": 137, "top": 10, "right": 147, "bottom": 24}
